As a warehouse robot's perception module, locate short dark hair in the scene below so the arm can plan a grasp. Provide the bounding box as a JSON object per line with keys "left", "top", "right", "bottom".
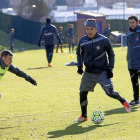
{"left": 128, "top": 15, "right": 138, "bottom": 22}
{"left": 86, "top": 18, "right": 96, "bottom": 22}
{"left": 46, "top": 17, "right": 51, "bottom": 24}
{"left": 0, "top": 49, "right": 13, "bottom": 57}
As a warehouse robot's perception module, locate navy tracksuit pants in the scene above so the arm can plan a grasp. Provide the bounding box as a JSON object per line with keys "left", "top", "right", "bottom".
{"left": 129, "top": 69, "right": 140, "bottom": 101}
{"left": 45, "top": 45, "right": 54, "bottom": 63}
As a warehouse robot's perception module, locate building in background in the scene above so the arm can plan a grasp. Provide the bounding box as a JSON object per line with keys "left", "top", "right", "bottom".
{"left": 51, "top": 6, "right": 140, "bottom": 22}
{"left": 84, "top": 0, "right": 97, "bottom": 7}
{"left": 66, "top": 0, "right": 84, "bottom": 7}
{"left": 1, "top": 8, "right": 17, "bottom": 15}
{"left": 8, "top": 0, "right": 140, "bottom": 9}
{"left": 98, "top": 0, "right": 139, "bottom": 8}
{"left": 7, "top": 0, "right": 140, "bottom": 22}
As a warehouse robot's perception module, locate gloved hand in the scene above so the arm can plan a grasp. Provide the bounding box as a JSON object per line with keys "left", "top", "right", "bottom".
{"left": 25, "top": 76, "right": 37, "bottom": 86}
{"left": 77, "top": 67, "right": 83, "bottom": 75}
{"left": 38, "top": 41, "right": 41, "bottom": 47}
{"left": 107, "top": 68, "right": 113, "bottom": 79}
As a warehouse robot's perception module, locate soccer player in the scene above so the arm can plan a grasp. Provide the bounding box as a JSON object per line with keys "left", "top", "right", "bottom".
{"left": 0, "top": 49, "right": 37, "bottom": 98}
{"left": 126, "top": 15, "right": 140, "bottom": 106}
{"left": 56, "top": 26, "right": 65, "bottom": 53}
{"left": 38, "top": 17, "right": 62, "bottom": 67}
{"left": 102, "top": 23, "right": 111, "bottom": 39}
{"left": 66, "top": 24, "right": 75, "bottom": 54}
{"left": 74, "top": 19, "right": 131, "bottom": 122}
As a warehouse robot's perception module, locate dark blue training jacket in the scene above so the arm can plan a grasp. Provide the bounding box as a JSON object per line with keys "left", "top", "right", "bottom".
{"left": 39, "top": 23, "right": 61, "bottom": 46}
{"left": 57, "top": 29, "right": 64, "bottom": 42}
{"left": 126, "top": 25, "right": 140, "bottom": 70}
{"left": 66, "top": 28, "right": 74, "bottom": 39}
{"left": 102, "top": 27, "right": 111, "bottom": 38}
{"left": 76, "top": 33, "right": 115, "bottom": 73}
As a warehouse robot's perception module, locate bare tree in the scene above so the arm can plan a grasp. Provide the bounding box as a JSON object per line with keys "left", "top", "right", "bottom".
{"left": 16, "top": 0, "right": 48, "bottom": 22}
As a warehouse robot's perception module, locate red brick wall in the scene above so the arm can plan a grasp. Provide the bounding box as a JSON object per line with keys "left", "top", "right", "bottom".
{"left": 77, "top": 20, "right": 86, "bottom": 42}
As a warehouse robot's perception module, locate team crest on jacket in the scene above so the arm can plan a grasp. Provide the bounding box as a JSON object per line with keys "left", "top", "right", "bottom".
{"left": 96, "top": 46, "right": 100, "bottom": 50}
{"left": 136, "top": 37, "right": 139, "bottom": 41}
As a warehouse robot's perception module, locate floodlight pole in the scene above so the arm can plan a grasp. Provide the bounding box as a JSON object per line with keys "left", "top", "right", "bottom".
{"left": 73, "top": 0, "right": 75, "bottom": 21}
{"left": 123, "top": 0, "right": 125, "bottom": 32}
{"left": 97, "top": 0, "right": 98, "bottom": 13}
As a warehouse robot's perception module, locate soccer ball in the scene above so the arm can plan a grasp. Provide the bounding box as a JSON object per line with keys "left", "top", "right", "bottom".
{"left": 91, "top": 111, "right": 104, "bottom": 124}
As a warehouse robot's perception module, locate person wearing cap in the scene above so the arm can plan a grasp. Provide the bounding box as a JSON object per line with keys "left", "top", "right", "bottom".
{"left": 8, "top": 28, "right": 15, "bottom": 53}
{"left": 38, "top": 17, "right": 62, "bottom": 67}
{"left": 74, "top": 18, "right": 131, "bottom": 122}
{"left": 56, "top": 26, "right": 65, "bottom": 53}
{"left": 0, "top": 49, "right": 37, "bottom": 98}
{"left": 102, "top": 23, "right": 111, "bottom": 39}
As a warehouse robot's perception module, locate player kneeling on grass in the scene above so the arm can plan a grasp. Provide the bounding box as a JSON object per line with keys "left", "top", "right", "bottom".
{"left": 0, "top": 49, "right": 37, "bottom": 98}
{"left": 74, "top": 19, "right": 131, "bottom": 122}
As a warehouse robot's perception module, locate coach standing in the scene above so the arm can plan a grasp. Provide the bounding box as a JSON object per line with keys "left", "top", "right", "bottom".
{"left": 126, "top": 15, "right": 140, "bottom": 106}
{"left": 74, "top": 18, "right": 131, "bottom": 122}
{"left": 38, "top": 17, "right": 62, "bottom": 67}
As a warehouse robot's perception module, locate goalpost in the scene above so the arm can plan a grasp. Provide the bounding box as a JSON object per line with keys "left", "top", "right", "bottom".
{"left": 121, "top": 33, "right": 127, "bottom": 49}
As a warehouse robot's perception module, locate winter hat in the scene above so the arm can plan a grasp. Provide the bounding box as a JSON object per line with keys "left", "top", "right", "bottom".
{"left": 46, "top": 17, "right": 51, "bottom": 24}
{"left": 85, "top": 20, "right": 97, "bottom": 29}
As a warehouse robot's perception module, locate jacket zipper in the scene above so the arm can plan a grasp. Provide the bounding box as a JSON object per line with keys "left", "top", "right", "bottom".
{"left": 130, "top": 33, "right": 135, "bottom": 68}
{"left": 92, "top": 39, "right": 96, "bottom": 72}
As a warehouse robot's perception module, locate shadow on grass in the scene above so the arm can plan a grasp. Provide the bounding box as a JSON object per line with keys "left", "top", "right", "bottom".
{"left": 47, "top": 122, "right": 119, "bottom": 138}
{"left": 0, "top": 126, "right": 19, "bottom": 130}
{"left": 104, "top": 105, "right": 139, "bottom": 116}
{"left": 27, "top": 67, "right": 49, "bottom": 70}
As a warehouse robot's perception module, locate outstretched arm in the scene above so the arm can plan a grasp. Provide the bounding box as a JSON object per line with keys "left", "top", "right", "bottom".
{"left": 8, "top": 64, "right": 37, "bottom": 86}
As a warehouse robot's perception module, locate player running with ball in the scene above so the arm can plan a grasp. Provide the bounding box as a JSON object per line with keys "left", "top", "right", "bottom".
{"left": 74, "top": 19, "right": 131, "bottom": 122}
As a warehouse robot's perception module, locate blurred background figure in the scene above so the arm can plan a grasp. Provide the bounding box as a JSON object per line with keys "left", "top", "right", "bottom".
{"left": 8, "top": 28, "right": 15, "bottom": 53}
{"left": 66, "top": 24, "right": 75, "bottom": 54}
{"left": 56, "top": 26, "right": 65, "bottom": 53}
{"left": 102, "top": 23, "right": 111, "bottom": 39}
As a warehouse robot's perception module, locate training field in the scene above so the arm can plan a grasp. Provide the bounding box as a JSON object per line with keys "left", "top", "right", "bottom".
{"left": 0, "top": 47, "right": 140, "bottom": 139}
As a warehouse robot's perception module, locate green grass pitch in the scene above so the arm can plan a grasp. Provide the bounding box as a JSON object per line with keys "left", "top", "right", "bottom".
{"left": 0, "top": 47, "right": 140, "bottom": 139}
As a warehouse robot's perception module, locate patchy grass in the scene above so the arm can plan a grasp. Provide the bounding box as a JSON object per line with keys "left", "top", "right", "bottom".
{"left": 0, "top": 47, "right": 140, "bottom": 139}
